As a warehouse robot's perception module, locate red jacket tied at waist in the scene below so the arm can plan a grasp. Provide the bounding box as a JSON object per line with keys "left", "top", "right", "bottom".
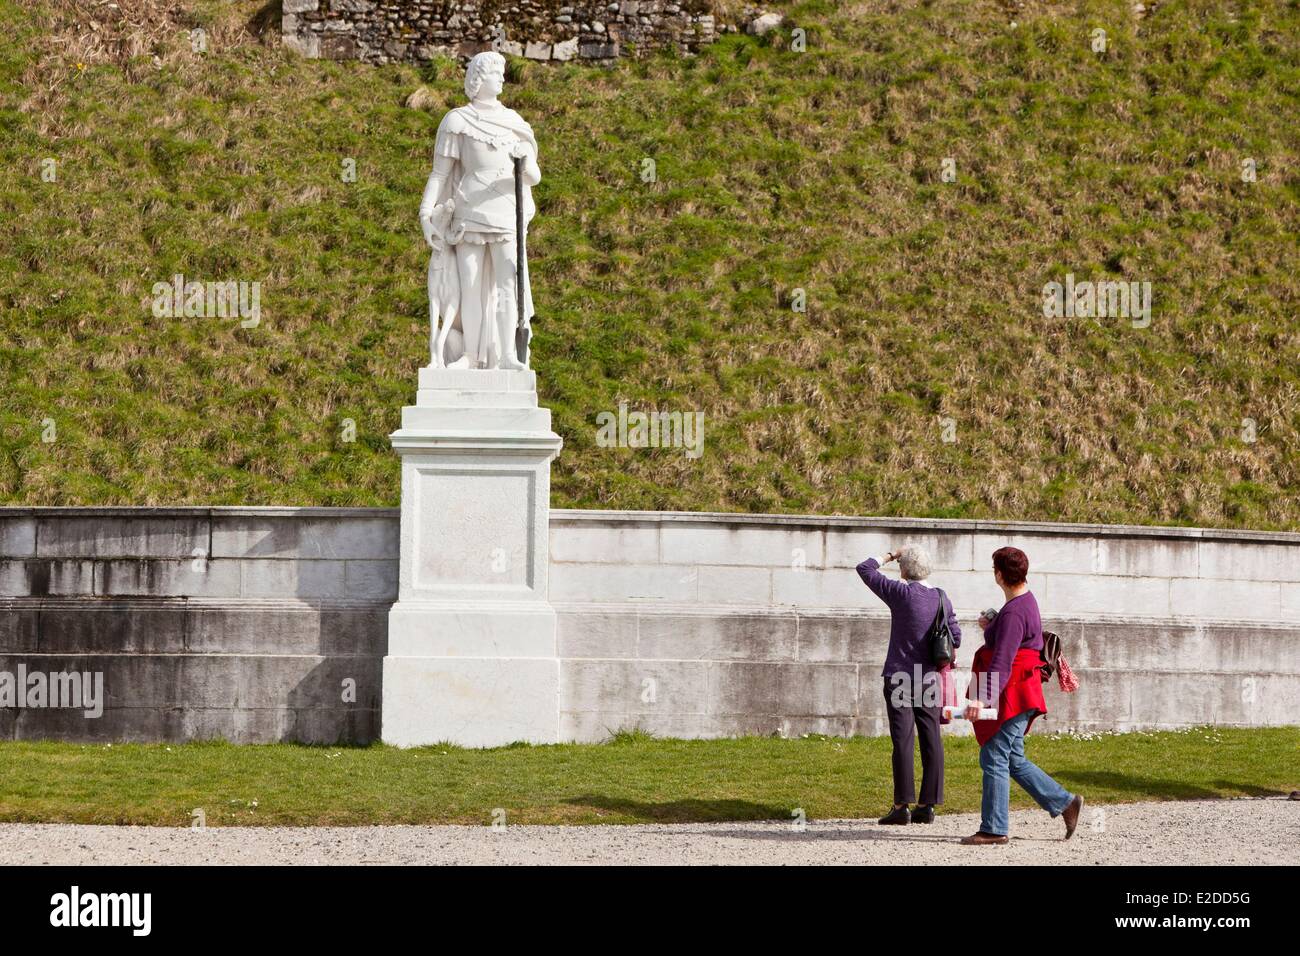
{"left": 968, "top": 646, "right": 1047, "bottom": 746}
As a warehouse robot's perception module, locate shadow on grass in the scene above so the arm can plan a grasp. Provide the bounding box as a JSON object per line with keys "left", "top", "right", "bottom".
{"left": 1207, "top": 781, "right": 1293, "bottom": 797}
{"left": 564, "top": 795, "right": 790, "bottom": 823}
{"left": 717, "top": 827, "right": 961, "bottom": 844}
{"left": 1052, "top": 770, "right": 1288, "bottom": 800}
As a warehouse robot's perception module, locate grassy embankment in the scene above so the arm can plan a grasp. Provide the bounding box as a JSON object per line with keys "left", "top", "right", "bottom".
{"left": 1, "top": 0, "right": 1297, "bottom": 526}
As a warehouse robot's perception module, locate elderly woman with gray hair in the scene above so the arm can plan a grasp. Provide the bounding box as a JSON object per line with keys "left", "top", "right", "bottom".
{"left": 857, "top": 545, "right": 961, "bottom": 825}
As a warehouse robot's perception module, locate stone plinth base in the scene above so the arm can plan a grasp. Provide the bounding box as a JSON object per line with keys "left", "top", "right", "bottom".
{"left": 381, "top": 366, "right": 563, "bottom": 748}
{"left": 383, "top": 655, "right": 559, "bottom": 748}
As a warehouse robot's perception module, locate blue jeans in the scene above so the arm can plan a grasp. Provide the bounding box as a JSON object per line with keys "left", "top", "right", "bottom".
{"left": 979, "top": 710, "right": 1073, "bottom": 836}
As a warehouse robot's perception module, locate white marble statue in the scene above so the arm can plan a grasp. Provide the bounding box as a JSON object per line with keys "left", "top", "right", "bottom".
{"left": 419, "top": 51, "right": 541, "bottom": 370}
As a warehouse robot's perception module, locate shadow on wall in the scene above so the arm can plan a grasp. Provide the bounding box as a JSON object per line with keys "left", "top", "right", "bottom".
{"left": 282, "top": 603, "right": 389, "bottom": 745}
{"left": 563, "top": 794, "right": 792, "bottom": 822}
{"left": 286, "top": 659, "right": 381, "bottom": 745}
{"left": 253, "top": 516, "right": 393, "bottom": 744}
{"left": 1051, "top": 770, "right": 1288, "bottom": 800}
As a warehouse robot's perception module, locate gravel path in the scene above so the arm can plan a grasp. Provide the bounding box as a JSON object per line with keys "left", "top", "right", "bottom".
{"left": 2, "top": 799, "right": 1295, "bottom": 865}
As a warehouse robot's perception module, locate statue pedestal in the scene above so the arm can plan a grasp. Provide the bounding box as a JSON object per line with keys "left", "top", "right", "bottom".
{"left": 382, "top": 367, "right": 563, "bottom": 748}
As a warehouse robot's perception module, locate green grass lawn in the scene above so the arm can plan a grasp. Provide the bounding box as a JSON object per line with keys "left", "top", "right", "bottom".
{"left": 1, "top": 0, "right": 1297, "bottom": 527}
{"left": 0, "top": 726, "right": 1294, "bottom": 826}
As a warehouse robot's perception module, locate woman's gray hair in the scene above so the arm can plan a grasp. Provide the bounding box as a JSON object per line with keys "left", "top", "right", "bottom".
{"left": 897, "top": 545, "right": 933, "bottom": 581}
{"left": 465, "top": 51, "right": 506, "bottom": 99}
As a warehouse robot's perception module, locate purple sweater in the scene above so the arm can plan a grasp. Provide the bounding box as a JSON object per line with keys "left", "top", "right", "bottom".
{"left": 856, "top": 557, "right": 962, "bottom": 677}
{"left": 980, "top": 591, "right": 1044, "bottom": 704}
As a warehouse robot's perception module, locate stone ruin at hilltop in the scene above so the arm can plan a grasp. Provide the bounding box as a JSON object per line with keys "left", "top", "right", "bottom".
{"left": 282, "top": 1, "right": 776, "bottom": 65}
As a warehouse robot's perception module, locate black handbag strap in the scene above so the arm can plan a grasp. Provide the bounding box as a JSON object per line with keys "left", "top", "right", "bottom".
{"left": 931, "top": 588, "right": 948, "bottom": 628}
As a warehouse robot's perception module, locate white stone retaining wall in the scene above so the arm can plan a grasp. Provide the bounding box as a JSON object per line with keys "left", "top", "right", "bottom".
{"left": 1, "top": 507, "right": 1296, "bottom": 742}
{"left": 549, "top": 511, "right": 1300, "bottom": 741}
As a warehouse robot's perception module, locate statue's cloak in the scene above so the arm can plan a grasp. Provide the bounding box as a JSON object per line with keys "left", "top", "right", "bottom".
{"left": 432, "top": 105, "right": 538, "bottom": 232}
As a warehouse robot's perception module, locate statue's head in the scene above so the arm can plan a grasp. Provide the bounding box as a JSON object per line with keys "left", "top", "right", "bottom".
{"left": 465, "top": 51, "right": 506, "bottom": 101}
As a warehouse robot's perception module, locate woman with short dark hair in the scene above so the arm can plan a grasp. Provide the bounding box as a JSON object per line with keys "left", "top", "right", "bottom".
{"left": 960, "top": 547, "right": 1084, "bottom": 845}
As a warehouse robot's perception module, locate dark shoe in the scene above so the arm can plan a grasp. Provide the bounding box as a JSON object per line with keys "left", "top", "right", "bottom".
{"left": 878, "top": 805, "right": 910, "bottom": 825}
{"left": 960, "top": 831, "right": 1009, "bottom": 846}
{"left": 1062, "top": 794, "right": 1084, "bottom": 840}
{"left": 912, "top": 805, "right": 936, "bottom": 824}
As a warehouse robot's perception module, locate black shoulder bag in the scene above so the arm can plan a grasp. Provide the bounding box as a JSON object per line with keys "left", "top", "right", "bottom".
{"left": 927, "top": 588, "right": 955, "bottom": 667}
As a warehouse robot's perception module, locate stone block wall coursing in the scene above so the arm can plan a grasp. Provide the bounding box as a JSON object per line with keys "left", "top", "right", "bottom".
{"left": 549, "top": 512, "right": 1300, "bottom": 741}
{"left": 281, "top": 1, "right": 734, "bottom": 65}
{"left": 0, "top": 507, "right": 396, "bottom": 745}
{"left": 2, "top": 507, "right": 1298, "bottom": 744}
